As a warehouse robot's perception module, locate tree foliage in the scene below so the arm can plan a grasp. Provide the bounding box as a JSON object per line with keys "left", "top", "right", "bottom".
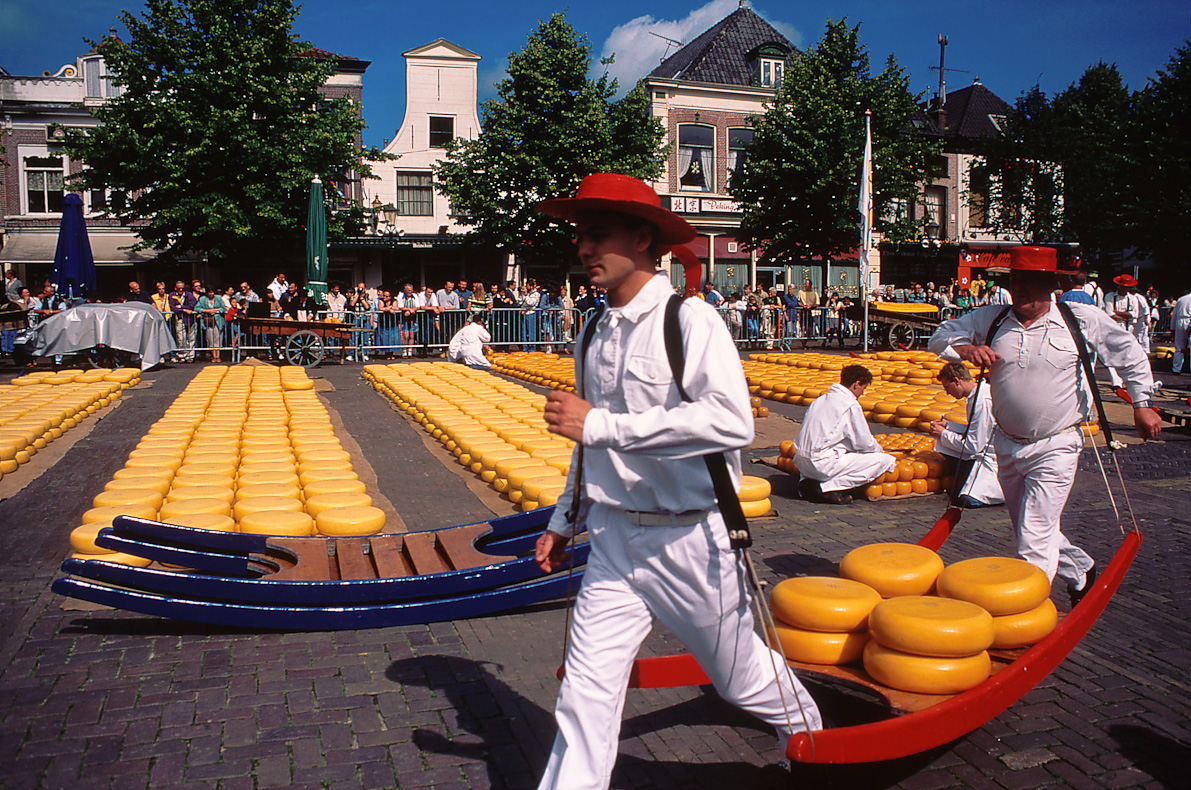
{"left": 64, "top": 0, "right": 387, "bottom": 264}
{"left": 433, "top": 13, "right": 667, "bottom": 270}
{"left": 1127, "top": 41, "right": 1191, "bottom": 269}
{"left": 731, "top": 19, "right": 940, "bottom": 265}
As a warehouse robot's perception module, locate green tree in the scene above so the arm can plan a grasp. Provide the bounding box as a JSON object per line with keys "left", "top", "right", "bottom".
{"left": 731, "top": 19, "right": 939, "bottom": 267}
{"left": 434, "top": 13, "right": 667, "bottom": 272}
{"left": 971, "top": 85, "right": 1066, "bottom": 245}
{"left": 63, "top": 0, "right": 387, "bottom": 265}
{"left": 1127, "top": 41, "right": 1191, "bottom": 270}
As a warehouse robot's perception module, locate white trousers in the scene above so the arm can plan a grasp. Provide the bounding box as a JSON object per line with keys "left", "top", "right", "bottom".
{"left": 1172, "top": 319, "right": 1189, "bottom": 374}
{"left": 794, "top": 451, "right": 895, "bottom": 493}
{"left": 994, "top": 430, "right": 1094, "bottom": 589}
{"left": 538, "top": 504, "right": 821, "bottom": 790}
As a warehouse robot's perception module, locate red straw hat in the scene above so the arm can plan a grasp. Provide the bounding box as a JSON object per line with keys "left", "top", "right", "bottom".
{"left": 535, "top": 173, "right": 696, "bottom": 245}
{"left": 1008, "top": 246, "right": 1058, "bottom": 272}
{"left": 1113, "top": 273, "right": 1138, "bottom": 288}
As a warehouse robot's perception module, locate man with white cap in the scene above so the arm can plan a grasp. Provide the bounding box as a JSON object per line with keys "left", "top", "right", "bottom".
{"left": 533, "top": 173, "right": 821, "bottom": 789}
{"left": 929, "top": 247, "right": 1160, "bottom": 607}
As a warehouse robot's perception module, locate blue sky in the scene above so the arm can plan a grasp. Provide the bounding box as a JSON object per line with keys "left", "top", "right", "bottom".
{"left": 2, "top": 0, "right": 1187, "bottom": 148}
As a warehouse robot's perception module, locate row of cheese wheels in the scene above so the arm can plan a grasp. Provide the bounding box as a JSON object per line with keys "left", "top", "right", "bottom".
{"left": 69, "top": 365, "right": 386, "bottom": 565}
{"left": 749, "top": 350, "right": 954, "bottom": 386}
{"left": 767, "top": 543, "right": 1057, "bottom": 694}
{"left": 364, "top": 362, "right": 573, "bottom": 511}
{"left": 773, "top": 439, "right": 954, "bottom": 499}
{"left": 0, "top": 368, "right": 140, "bottom": 481}
{"left": 490, "top": 352, "right": 578, "bottom": 393}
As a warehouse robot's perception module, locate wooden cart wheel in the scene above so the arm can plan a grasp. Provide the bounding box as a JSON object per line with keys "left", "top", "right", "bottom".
{"left": 887, "top": 322, "right": 917, "bottom": 349}
{"left": 285, "top": 330, "right": 324, "bottom": 367}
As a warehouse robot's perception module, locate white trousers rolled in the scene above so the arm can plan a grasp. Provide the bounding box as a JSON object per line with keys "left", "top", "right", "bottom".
{"left": 994, "top": 430, "right": 1094, "bottom": 589}
{"left": 538, "top": 504, "right": 821, "bottom": 790}
{"left": 794, "top": 451, "right": 895, "bottom": 493}
{"left": 1172, "top": 319, "right": 1189, "bottom": 374}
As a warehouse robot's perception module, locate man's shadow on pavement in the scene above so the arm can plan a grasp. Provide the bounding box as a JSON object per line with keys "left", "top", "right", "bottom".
{"left": 387, "top": 654, "right": 945, "bottom": 789}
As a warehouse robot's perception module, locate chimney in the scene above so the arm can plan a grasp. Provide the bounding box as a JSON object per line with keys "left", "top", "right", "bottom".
{"left": 932, "top": 35, "right": 948, "bottom": 131}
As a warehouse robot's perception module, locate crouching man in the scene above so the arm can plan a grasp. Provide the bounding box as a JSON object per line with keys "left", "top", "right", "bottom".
{"left": 794, "top": 364, "right": 896, "bottom": 505}
{"left": 928, "top": 361, "right": 1004, "bottom": 508}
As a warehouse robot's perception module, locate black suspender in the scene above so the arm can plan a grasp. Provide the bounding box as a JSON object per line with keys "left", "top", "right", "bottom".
{"left": 565, "top": 306, "right": 605, "bottom": 526}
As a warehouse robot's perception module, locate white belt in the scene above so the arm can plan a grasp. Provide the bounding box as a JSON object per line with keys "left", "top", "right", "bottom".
{"left": 998, "top": 424, "right": 1080, "bottom": 445}
{"left": 623, "top": 509, "right": 709, "bottom": 527}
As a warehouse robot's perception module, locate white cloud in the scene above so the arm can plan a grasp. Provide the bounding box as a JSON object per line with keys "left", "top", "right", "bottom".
{"left": 596, "top": 0, "right": 804, "bottom": 92}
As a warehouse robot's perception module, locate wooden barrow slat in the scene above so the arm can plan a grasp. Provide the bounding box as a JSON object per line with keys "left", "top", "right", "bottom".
{"left": 403, "top": 531, "right": 451, "bottom": 575}
{"left": 369, "top": 535, "right": 414, "bottom": 579}
{"left": 437, "top": 524, "right": 516, "bottom": 569}
{"left": 268, "top": 539, "right": 334, "bottom": 582}
{"left": 335, "top": 538, "right": 376, "bottom": 581}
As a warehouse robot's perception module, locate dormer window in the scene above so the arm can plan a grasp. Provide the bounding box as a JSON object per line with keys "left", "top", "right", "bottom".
{"left": 749, "top": 43, "right": 791, "bottom": 89}
{"left": 82, "top": 56, "right": 120, "bottom": 99}
{"left": 761, "top": 58, "right": 784, "bottom": 88}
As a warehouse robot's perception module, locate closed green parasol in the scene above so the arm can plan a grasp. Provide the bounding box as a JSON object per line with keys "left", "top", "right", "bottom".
{"left": 306, "top": 177, "right": 329, "bottom": 307}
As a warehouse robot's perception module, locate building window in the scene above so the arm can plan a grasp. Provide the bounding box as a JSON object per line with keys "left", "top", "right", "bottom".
{"left": 968, "top": 166, "right": 988, "bottom": 228}
{"left": 920, "top": 187, "right": 946, "bottom": 238}
{"left": 396, "top": 172, "right": 433, "bottom": 216}
{"left": 428, "top": 116, "right": 454, "bottom": 148}
{"left": 760, "top": 58, "right": 784, "bottom": 87}
{"left": 82, "top": 56, "right": 120, "bottom": 99}
{"left": 24, "top": 154, "right": 66, "bottom": 213}
{"left": 678, "top": 124, "right": 714, "bottom": 192}
{"left": 728, "top": 128, "right": 754, "bottom": 178}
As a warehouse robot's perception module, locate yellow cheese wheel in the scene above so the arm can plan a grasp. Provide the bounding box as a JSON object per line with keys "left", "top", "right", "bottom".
{"left": 737, "top": 475, "right": 772, "bottom": 501}
{"left": 183, "top": 451, "right": 240, "bottom": 467}
{"left": 159, "top": 498, "right": 233, "bottom": 520}
{"left": 104, "top": 476, "right": 172, "bottom": 496}
{"left": 298, "top": 458, "right": 353, "bottom": 476}
{"left": 238, "top": 462, "right": 299, "bottom": 478}
{"left": 297, "top": 448, "right": 352, "bottom": 465}
{"left": 70, "top": 551, "right": 153, "bottom": 567}
{"left": 165, "top": 485, "right": 236, "bottom": 504}
{"left": 740, "top": 497, "right": 772, "bottom": 518}
{"left": 124, "top": 454, "right": 184, "bottom": 472}
{"left": 520, "top": 475, "right": 566, "bottom": 502}
{"left": 302, "top": 477, "right": 368, "bottom": 498}
{"left": 936, "top": 557, "right": 1052, "bottom": 616}
{"left": 92, "top": 489, "right": 164, "bottom": 511}
{"left": 305, "top": 491, "right": 372, "bottom": 517}
{"left": 233, "top": 496, "right": 304, "bottom": 522}
{"left": 235, "top": 483, "right": 301, "bottom": 502}
{"left": 112, "top": 465, "right": 174, "bottom": 481}
{"left": 768, "top": 621, "right": 869, "bottom": 665}
{"left": 81, "top": 503, "right": 158, "bottom": 525}
{"left": 839, "top": 543, "right": 945, "bottom": 598}
{"left": 770, "top": 576, "right": 882, "bottom": 632}
{"left": 863, "top": 640, "right": 991, "bottom": 694}
{"left": 169, "top": 473, "right": 235, "bottom": 490}
{"left": 873, "top": 401, "right": 899, "bottom": 415}
{"left": 238, "top": 470, "right": 302, "bottom": 488}
{"left": 990, "top": 598, "right": 1058, "bottom": 649}
{"left": 238, "top": 451, "right": 295, "bottom": 466}
{"left": 868, "top": 596, "right": 995, "bottom": 657}
{"left": 315, "top": 505, "right": 386, "bottom": 536}
{"left": 70, "top": 523, "right": 117, "bottom": 554}
{"left": 299, "top": 468, "right": 359, "bottom": 487}
{"left": 177, "top": 462, "right": 238, "bottom": 479}
{"left": 238, "top": 510, "right": 315, "bottom": 536}
{"left": 166, "top": 513, "right": 236, "bottom": 532}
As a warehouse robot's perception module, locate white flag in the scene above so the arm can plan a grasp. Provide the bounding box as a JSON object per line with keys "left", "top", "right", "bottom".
{"left": 858, "top": 110, "right": 873, "bottom": 285}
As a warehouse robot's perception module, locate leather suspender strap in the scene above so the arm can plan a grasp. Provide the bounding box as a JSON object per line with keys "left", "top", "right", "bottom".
{"left": 663, "top": 295, "right": 753, "bottom": 550}
{"left": 565, "top": 305, "right": 606, "bottom": 525}
{"left": 984, "top": 306, "right": 1012, "bottom": 348}
{"left": 1055, "top": 301, "right": 1116, "bottom": 449}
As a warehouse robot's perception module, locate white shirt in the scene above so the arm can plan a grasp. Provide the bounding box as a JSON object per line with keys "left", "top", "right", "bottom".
{"left": 325, "top": 292, "right": 347, "bottom": 317}
{"left": 988, "top": 287, "right": 1012, "bottom": 305}
{"left": 929, "top": 302, "right": 1154, "bottom": 440}
{"left": 795, "top": 383, "right": 881, "bottom": 463}
{"left": 1082, "top": 282, "right": 1105, "bottom": 309}
{"left": 396, "top": 292, "right": 423, "bottom": 309}
{"left": 935, "top": 385, "right": 1003, "bottom": 505}
{"left": 547, "top": 274, "right": 753, "bottom": 538}
{"left": 1172, "top": 293, "right": 1191, "bottom": 325}
{"left": 436, "top": 289, "right": 460, "bottom": 310}
{"left": 267, "top": 279, "right": 286, "bottom": 302}
{"left": 1104, "top": 290, "right": 1142, "bottom": 332}
{"left": 447, "top": 322, "right": 491, "bottom": 367}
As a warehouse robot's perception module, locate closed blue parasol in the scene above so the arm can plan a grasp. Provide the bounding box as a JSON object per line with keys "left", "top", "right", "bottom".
{"left": 306, "top": 177, "right": 329, "bottom": 306}
{"left": 52, "top": 193, "right": 97, "bottom": 300}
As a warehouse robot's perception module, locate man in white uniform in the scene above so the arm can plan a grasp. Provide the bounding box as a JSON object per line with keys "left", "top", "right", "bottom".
{"left": 793, "top": 365, "right": 895, "bottom": 505}
{"left": 1103, "top": 274, "right": 1146, "bottom": 386}
{"left": 533, "top": 173, "right": 821, "bottom": 790}
{"left": 987, "top": 280, "right": 1013, "bottom": 305}
{"left": 928, "top": 362, "right": 1003, "bottom": 508}
{"left": 1171, "top": 290, "right": 1191, "bottom": 374}
{"left": 446, "top": 314, "right": 491, "bottom": 369}
{"left": 929, "top": 246, "right": 1161, "bottom": 606}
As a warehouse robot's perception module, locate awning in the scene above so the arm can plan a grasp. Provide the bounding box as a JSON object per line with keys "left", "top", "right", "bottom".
{"left": 0, "top": 231, "right": 157, "bottom": 265}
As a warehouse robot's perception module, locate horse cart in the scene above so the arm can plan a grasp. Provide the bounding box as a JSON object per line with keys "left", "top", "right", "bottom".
{"left": 235, "top": 316, "right": 354, "bottom": 367}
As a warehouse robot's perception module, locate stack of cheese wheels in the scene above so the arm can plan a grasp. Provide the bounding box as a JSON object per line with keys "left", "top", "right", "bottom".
{"left": 936, "top": 557, "right": 1057, "bottom": 649}
{"left": 737, "top": 475, "right": 772, "bottom": 518}
{"left": 775, "top": 440, "right": 797, "bottom": 474}
{"left": 768, "top": 576, "right": 880, "bottom": 664}
{"left": 749, "top": 396, "right": 769, "bottom": 419}
{"left": 839, "top": 542, "right": 945, "bottom": 597}
{"left": 864, "top": 596, "right": 995, "bottom": 694}
{"left": 362, "top": 362, "right": 574, "bottom": 511}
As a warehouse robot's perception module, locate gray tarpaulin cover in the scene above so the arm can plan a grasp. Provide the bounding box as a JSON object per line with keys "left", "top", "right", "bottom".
{"left": 30, "top": 302, "right": 177, "bottom": 370}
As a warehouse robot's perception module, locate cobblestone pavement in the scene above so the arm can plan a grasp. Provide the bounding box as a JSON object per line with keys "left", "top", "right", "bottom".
{"left": 0, "top": 360, "right": 1187, "bottom": 790}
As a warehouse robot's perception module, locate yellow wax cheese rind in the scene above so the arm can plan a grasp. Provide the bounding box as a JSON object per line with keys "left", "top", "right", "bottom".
{"left": 839, "top": 543, "right": 945, "bottom": 597}
{"left": 868, "top": 596, "right": 995, "bottom": 657}
{"left": 768, "top": 621, "right": 869, "bottom": 665}
{"left": 990, "top": 598, "right": 1059, "bottom": 649}
{"left": 740, "top": 497, "right": 772, "bottom": 519}
{"left": 936, "top": 557, "right": 1052, "bottom": 616}
{"left": 238, "top": 510, "right": 315, "bottom": 536}
{"left": 315, "top": 505, "right": 386, "bottom": 536}
{"left": 737, "top": 475, "right": 772, "bottom": 501}
{"left": 770, "top": 576, "right": 882, "bottom": 633}
{"left": 862, "top": 640, "right": 991, "bottom": 695}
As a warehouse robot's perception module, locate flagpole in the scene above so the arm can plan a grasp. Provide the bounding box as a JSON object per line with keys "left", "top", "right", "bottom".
{"left": 859, "top": 110, "right": 873, "bottom": 352}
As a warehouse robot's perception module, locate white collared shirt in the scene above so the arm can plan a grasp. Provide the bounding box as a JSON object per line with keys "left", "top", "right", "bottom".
{"left": 795, "top": 383, "right": 881, "bottom": 462}
{"left": 929, "top": 302, "right": 1154, "bottom": 440}
{"left": 1173, "top": 293, "right": 1191, "bottom": 324}
{"left": 447, "top": 322, "right": 491, "bottom": 367}
{"left": 546, "top": 274, "right": 753, "bottom": 538}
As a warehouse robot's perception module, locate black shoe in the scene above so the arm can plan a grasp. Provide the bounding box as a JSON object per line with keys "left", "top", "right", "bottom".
{"left": 1068, "top": 562, "right": 1098, "bottom": 608}
{"left": 820, "top": 490, "right": 853, "bottom": 505}
{"left": 797, "top": 477, "right": 821, "bottom": 501}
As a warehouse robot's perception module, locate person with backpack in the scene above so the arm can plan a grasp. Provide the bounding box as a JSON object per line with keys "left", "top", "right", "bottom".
{"left": 530, "top": 173, "right": 821, "bottom": 789}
